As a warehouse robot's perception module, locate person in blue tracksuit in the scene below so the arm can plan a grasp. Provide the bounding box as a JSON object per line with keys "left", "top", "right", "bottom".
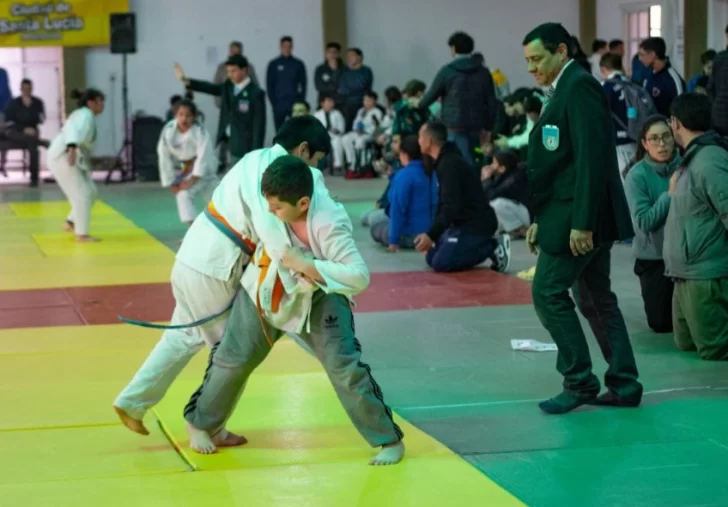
{"left": 266, "top": 36, "right": 307, "bottom": 131}
{"left": 370, "top": 135, "right": 438, "bottom": 250}
{"left": 638, "top": 37, "right": 685, "bottom": 116}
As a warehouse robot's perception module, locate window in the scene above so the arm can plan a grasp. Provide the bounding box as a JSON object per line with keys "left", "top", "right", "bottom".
{"left": 624, "top": 4, "right": 662, "bottom": 63}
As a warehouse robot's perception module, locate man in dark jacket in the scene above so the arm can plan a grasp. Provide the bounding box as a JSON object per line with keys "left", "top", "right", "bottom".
{"left": 522, "top": 23, "right": 642, "bottom": 415}
{"left": 338, "top": 47, "right": 374, "bottom": 130}
{"left": 314, "top": 42, "right": 344, "bottom": 106}
{"left": 175, "top": 54, "right": 266, "bottom": 167}
{"left": 266, "top": 36, "right": 307, "bottom": 132}
{"left": 708, "top": 25, "right": 728, "bottom": 136}
{"left": 414, "top": 121, "right": 510, "bottom": 273}
{"left": 419, "top": 32, "right": 498, "bottom": 166}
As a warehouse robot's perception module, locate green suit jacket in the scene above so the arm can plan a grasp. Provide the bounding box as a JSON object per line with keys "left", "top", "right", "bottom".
{"left": 187, "top": 78, "right": 266, "bottom": 158}
{"left": 526, "top": 61, "right": 634, "bottom": 255}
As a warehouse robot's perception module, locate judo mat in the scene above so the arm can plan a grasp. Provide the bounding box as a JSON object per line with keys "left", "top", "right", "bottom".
{"left": 0, "top": 200, "right": 522, "bottom": 506}
{"left": 3, "top": 192, "right": 728, "bottom": 506}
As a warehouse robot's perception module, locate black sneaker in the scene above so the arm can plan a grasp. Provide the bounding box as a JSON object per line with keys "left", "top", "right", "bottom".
{"left": 492, "top": 233, "right": 511, "bottom": 273}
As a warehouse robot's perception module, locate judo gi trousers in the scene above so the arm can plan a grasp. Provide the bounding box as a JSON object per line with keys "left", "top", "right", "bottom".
{"left": 184, "top": 289, "right": 404, "bottom": 448}
{"left": 49, "top": 157, "right": 97, "bottom": 236}
{"left": 176, "top": 176, "right": 220, "bottom": 223}
{"left": 114, "top": 258, "right": 244, "bottom": 420}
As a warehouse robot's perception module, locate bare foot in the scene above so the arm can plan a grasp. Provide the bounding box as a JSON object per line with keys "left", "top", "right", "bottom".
{"left": 76, "top": 235, "right": 101, "bottom": 242}
{"left": 113, "top": 405, "right": 149, "bottom": 436}
{"left": 212, "top": 428, "right": 248, "bottom": 448}
{"left": 186, "top": 422, "right": 217, "bottom": 454}
{"left": 369, "top": 441, "right": 405, "bottom": 466}
{"left": 62, "top": 221, "right": 74, "bottom": 232}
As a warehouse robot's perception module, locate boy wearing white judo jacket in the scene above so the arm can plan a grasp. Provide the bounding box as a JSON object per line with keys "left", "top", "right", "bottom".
{"left": 113, "top": 117, "right": 332, "bottom": 444}
{"left": 157, "top": 100, "right": 220, "bottom": 225}
{"left": 183, "top": 155, "right": 406, "bottom": 466}
{"left": 47, "top": 88, "right": 104, "bottom": 242}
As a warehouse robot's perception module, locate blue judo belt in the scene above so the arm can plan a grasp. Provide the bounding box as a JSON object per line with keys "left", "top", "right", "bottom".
{"left": 118, "top": 208, "right": 251, "bottom": 330}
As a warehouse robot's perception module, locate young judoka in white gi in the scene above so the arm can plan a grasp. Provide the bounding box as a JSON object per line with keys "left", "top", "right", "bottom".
{"left": 113, "top": 116, "right": 332, "bottom": 445}
{"left": 157, "top": 100, "right": 220, "bottom": 226}
{"left": 313, "top": 93, "right": 346, "bottom": 172}
{"left": 183, "top": 155, "right": 406, "bottom": 466}
{"left": 47, "top": 88, "right": 105, "bottom": 242}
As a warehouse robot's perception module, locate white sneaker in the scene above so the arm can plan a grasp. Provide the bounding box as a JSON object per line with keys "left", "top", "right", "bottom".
{"left": 492, "top": 233, "right": 511, "bottom": 273}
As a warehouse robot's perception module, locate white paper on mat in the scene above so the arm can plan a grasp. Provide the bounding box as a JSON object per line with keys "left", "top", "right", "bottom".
{"left": 510, "top": 339, "right": 558, "bottom": 352}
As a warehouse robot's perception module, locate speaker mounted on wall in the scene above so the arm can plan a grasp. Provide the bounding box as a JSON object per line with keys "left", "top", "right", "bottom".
{"left": 109, "top": 12, "right": 137, "bottom": 54}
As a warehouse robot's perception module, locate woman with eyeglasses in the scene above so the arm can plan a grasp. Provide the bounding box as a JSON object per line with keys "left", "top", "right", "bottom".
{"left": 623, "top": 115, "right": 681, "bottom": 333}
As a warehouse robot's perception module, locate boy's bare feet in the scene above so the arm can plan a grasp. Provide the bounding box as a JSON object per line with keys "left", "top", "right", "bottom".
{"left": 113, "top": 405, "right": 149, "bottom": 436}
{"left": 62, "top": 221, "right": 74, "bottom": 232}
{"left": 369, "top": 441, "right": 405, "bottom": 466}
{"left": 186, "top": 423, "right": 247, "bottom": 454}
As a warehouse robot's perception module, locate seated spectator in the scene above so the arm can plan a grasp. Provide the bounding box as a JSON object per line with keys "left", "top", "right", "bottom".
{"left": 291, "top": 100, "right": 310, "bottom": 117}
{"left": 493, "top": 95, "right": 541, "bottom": 157}
{"left": 371, "top": 135, "right": 437, "bottom": 251}
{"left": 623, "top": 115, "right": 680, "bottom": 333}
{"left": 313, "top": 93, "right": 346, "bottom": 171}
{"left": 639, "top": 37, "right": 685, "bottom": 116}
{"left": 414, "top": 121, "right": 510, "bottom": 273}
{"left": 481, "top": 150, "right": 530, "bottom": 239}
{"left": 3, "top": 78, "right": 48, "bottom": 187}
{"left": 341, "top": 90, "right": 383, "bottom": 172}
{"left": 361, "top": 134, "right": 402, "bottom": 227}
{"left": 694, "top": 75, "right": 709, "bottom": 95}
{"left": 664, "top": 93, "right": 728, "bottom": 360}
{"left": 392, "top": 79, "right": 430, "bottom": 137}
{"left": 687, "top": 50, "right": 716, "bottom": 92}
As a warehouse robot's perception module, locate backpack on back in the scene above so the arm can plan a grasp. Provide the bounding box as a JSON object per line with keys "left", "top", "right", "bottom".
{"left": 608, "top": 78, "right": 657, "bottom": 141}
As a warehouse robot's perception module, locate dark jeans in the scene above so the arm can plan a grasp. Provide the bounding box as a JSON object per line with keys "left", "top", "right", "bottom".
{"left": 426, "top": 227, "right": 495, "bottom": 273}
{"left": 447, "top": 130, "right": 480, "bottom": 167}
{"left": 634, "top": 258, "right": 674, "bottom": 333}
{"left": 532, "top": 244, "right": 643, "bottom": 400}
{"left": 370, "top": 218, "right": 415, "bottom": 249}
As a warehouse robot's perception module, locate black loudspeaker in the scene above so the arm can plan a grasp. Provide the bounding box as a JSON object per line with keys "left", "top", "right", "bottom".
{"left": 109, "top": 13, "right": 136, "bottom": 54}
{"left": 132, "top": 116, "right": 164, "bottom": 181}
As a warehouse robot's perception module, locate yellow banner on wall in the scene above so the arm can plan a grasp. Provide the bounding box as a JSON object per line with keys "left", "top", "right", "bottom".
{"left": 0, "top": 0, "right": 129, "bottom": 47}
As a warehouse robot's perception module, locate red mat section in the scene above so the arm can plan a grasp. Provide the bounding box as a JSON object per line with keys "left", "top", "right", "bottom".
{"left": 0, "top": 269, "right": 532, "bottom": 330}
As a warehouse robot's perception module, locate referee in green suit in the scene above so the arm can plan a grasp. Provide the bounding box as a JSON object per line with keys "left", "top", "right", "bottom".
{"left": 522, "top": 23, "right": 643, "bottom": 414}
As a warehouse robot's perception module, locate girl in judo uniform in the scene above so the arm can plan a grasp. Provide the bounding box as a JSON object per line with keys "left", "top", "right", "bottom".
{"left": 157, "top": 100, "right": 220, "bottom": 226}
{"left": 48, "top": 88, "right": 104, "bottom": 242}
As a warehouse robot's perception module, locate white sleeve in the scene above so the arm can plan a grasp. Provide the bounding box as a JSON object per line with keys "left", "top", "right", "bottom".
{"left": 191, "top": 126, "right": 218, "bottom": 178}
{"left": 156, "top": 129, "right": 176, "bottom": 187}
{"left": 64, "top": 109, "right": 92, "bottom": 147}
{"left": 506, "top": 119, "right": 535, "bottom": 150}
{"left": 312, "top": 203, "right": 370, "bottom": 295}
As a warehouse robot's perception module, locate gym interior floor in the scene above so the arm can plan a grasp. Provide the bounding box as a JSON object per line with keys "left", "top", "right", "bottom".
{"left": 0, "top": 176, "right": 726, "bottom": 507}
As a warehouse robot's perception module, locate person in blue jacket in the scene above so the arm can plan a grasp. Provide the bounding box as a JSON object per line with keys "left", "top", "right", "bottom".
{"left": 266, "top": 36, "right": 307, "bottom": 131}
{"left": 371, "top": 135, "right": 437, "bottom": 251}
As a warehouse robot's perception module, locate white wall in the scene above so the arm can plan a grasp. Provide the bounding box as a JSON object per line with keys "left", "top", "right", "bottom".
{"left": 707, "top": 0, "right": 728, "bottom": 50}
{"left": 86, "top": 0, "right": 323, "bottom": 156}
{"left": 346, "top": 0, "right": 579, "bottom": 98}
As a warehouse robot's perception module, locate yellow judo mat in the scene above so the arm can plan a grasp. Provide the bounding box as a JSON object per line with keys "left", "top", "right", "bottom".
{"left": 0, "top": 201, "right": 174, "bottom": 290}
{"left": 0, "top": 201, "right": 523, "bottom": 506}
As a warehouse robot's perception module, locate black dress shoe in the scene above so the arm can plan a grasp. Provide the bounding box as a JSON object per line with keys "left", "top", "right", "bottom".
{"left": 590, "top": 391, "right": 641, "bottom": 407}
{"left": 539, "top": 390, "right": 598, "bottom": 414}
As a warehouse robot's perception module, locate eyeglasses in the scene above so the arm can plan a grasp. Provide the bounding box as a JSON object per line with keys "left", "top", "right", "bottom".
{"left": 645, "top": 133, "right": 674, "bottom": 145}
